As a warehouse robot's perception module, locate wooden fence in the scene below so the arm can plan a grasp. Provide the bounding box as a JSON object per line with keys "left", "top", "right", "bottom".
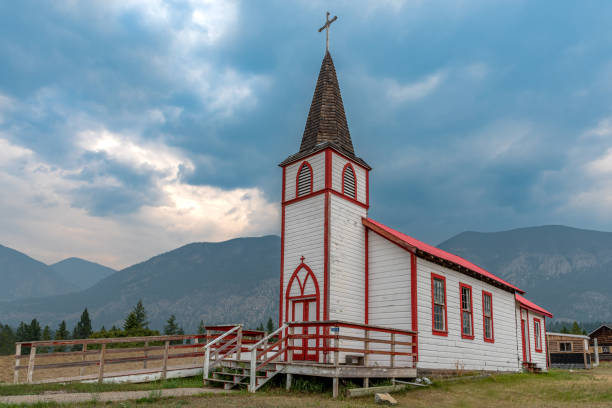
{"left": 14, "top": 327, "right": 266, "bottom": 385}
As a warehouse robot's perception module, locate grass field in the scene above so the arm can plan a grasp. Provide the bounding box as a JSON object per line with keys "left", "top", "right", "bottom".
{"left": 1, "top": 361, "right": 612, "bottom": 407}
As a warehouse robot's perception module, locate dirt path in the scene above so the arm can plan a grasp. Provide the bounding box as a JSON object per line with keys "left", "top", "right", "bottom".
{"left": 0, "top": 387, "right": 230, "bottom": 404}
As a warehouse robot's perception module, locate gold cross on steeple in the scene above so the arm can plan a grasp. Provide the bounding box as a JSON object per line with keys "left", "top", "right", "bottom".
{"left": 318, "top": 11, "right": 338, "bottom": 53}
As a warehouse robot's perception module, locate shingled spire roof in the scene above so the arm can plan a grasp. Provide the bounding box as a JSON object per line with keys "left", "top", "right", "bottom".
{"left": 280, "top": 52, "right": 370, "bottom": 169}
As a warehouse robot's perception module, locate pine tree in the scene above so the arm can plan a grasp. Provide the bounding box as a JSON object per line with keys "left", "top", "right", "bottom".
{"left": 41, "top": 325, "right": 52, "bottom": 353}
{"left": 197, "top": 320, "right": 206, "bottom": 334}
{"left": 124, "top": 300, "right": 148, "bottom": 331}
{"left": 560, "top": 325, "right": 569, "bottom": 334}
{"left": 42, "top": 325, "right": 52, "bottom": 341}
{"left": 266, "top": 317, "right": 275, "bottom": 333}
{"left": 55, "top": 321, "right": 69, "bottom": 340}
{"left": 0, "top": 324, "right": 16, "bottom": 355}
{"left": 571, "top": 321, "right": 582, "bottom": 335}
{"left": 55, "top": 321, "right": 70, "bottom": 352}
{"left": 28, "top": 319, "right": 41, "bottom": 341}
{"left": 15, "top": 322, "right": 28, "bottom": 342}
{"left": 75, "top": 308, "right": 92, "bottom": 339}
{"left": 256, "top": 323, "right": 264, "bottom": 332}
{"left": 164, "top": 315, "right": 180, "bottom": 335}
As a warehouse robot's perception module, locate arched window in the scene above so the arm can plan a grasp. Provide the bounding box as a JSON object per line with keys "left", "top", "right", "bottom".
{"left": 342, "top": 163, "right": 356, "bottom": 199}
{"left": 296, "top": 161, "right": 313, "bottom": 197}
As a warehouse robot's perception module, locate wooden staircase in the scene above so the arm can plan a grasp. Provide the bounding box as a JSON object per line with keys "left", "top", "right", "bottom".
{"left": 202, "top": 324, "right": 287, "bottom": 392}
{"left": 205, "top": 360, "right": 283, "bottom": 390}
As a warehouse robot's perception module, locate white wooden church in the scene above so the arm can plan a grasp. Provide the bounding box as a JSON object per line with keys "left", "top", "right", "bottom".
{"left": 276, "top": 49, "right": 553, "bottom": 376}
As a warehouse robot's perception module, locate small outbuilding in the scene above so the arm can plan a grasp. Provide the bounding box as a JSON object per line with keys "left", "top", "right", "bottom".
{"left": 588, "top": 324, "right": 612, "bottom": 361}
{"left": 546, "top": 332, "right": 591, "bottom": 369}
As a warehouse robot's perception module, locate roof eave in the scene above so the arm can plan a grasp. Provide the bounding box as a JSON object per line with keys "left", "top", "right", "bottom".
{"left": 279, "top": 142, "right": 371, "bottom": 170}
{"left": 362, "top": 217, "right": 522, "bottom": 295}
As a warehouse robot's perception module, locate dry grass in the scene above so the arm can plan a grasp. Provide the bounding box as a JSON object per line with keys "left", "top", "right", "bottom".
{"left": 2, "top": 360, "right": 612, "bottom": 407}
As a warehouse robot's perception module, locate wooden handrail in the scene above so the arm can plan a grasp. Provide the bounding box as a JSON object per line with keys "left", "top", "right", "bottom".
{"left": 287, "top": 320, "right": 417, "bottom": 336}
{"left": 249, "top": 324, "right": 287, "bottom": 351}
{"left": 16, "top": 333, "right": 207, "bottom": 347}
{"left": 203, "top": 325, "right": 241, "bottom": 350}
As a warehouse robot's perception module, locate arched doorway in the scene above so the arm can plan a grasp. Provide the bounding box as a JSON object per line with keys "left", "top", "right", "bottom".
{"left": 285, "top": 261, "right": 320, "bottom": 361}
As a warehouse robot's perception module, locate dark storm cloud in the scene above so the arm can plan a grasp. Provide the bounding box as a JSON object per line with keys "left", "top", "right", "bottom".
{"left": 2, "top": 0, "right": 612, "bottom": 265}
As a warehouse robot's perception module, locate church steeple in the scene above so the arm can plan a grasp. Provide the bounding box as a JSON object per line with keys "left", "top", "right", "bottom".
{"left": 280, "top": 51, "right": 370, "bottom": 169}
{"left": 300, "top": 51, "right": 354, "bottom": 156}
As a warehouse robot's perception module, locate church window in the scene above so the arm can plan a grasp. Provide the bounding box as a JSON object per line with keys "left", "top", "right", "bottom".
{"left": 342, "top": 163, "right": 356, "bottom": 199}
{"left": 482, "top": 291, "right": 494, "bottom": 342}
{"left": 460, "top": 283, "right": 474, "bottom": 339}
{"left": 534, "top": 318, "right": 542, "bottom": 352}
{"left": 431, "top": 274, "right": 447, "bottom": 335}
{"left": 296, "top": 161, "right": 313, "bottom": 197}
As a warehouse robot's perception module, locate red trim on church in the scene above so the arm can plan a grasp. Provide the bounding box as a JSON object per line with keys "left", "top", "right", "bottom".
{"left": 362, "top": 217, "right": 523, "bottom": 294}
{"left": 279, "top": 166, "right": 286, "bottom": 327}
{"left": 515, "top": 294, "right": 553, "bottom": 318}
{"left": 364, "top": 228, "right": 369, "bottom": 324}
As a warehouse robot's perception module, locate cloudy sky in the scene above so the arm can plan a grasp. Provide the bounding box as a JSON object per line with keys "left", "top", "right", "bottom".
{"left": 2, "top": 0, "right": 612, "bottom": 269}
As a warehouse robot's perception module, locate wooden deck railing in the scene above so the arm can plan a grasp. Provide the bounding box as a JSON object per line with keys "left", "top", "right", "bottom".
{"left": 286, "top": 320, "right": 417, "bottom": 368}
{"left": 246, "top": 320, "right": 418, "bottom": 392}
{"left": 13, "top": 334, "right": 208, "bottom": 384}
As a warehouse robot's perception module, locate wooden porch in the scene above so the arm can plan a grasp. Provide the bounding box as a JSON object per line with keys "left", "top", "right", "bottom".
{"left": 13, "top": 320, "right": 417, "bottom": 398}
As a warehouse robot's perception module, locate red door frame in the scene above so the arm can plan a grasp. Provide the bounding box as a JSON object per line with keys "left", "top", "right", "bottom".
{"left": 284, "top": 262, "right": 321, "bottom": 362}
{"left": 291, "top": 298, "right": 318, "bottom": 361}
{"left": 520, "top": 319, "right": 527, "bottom": 363}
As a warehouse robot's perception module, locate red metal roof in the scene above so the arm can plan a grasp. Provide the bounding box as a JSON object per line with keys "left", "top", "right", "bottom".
{"left": 363, "top": 218, "right": 524, "bottom": 294}
{"left": 516, "top": 294, "right": 553, "bottom": 318}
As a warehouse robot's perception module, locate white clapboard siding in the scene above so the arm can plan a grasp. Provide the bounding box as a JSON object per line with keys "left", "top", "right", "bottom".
{"left": 282, "top": 194, "right": 325, "bottom": 323}
{"left": 331, "top": 152, "right": 367, "bottom": 205}
{"left": 514, "top": 305, "right": 524, "bottom": 364}
{"left": 366, "top": 231, "right": 413, "bottom": 366}
{"left": 284, "top": 152, "right": 326, "bottom": 202}
{"left": 524, "top": 309, "right": 548, "bottom": 371}
{"left": 416, "top": 258, "right": 521, "bottom": 372}
{"left": 328, "top": 194, "right": 367, "bottom": 363}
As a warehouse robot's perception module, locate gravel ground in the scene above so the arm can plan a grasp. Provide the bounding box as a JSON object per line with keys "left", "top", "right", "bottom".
{"left": 0, "top": 387, "right": 229, "bottom": 404}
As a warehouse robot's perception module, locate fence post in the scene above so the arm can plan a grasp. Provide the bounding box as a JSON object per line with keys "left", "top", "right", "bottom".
{"left": 249, "top": 345, "right": 256, "bottom": 392}
{"left": 143, "top": 341, "right": 149, "bottom": 369}
{"left": 161, "top": 340, "right": 169, "bottom": 380}
{"left": 334, "top": 335, "right": 339, "bottom": 366}
{"left": 236, "top": 326, "right": 243, "bottom": 361}
{"left": 27, "top": 345, "right": 37, "bottom": 384}
{"left": 14, "top": 343, "right": 21, "bottom": 384}
{"left": 203, "top": 346, "right": 210, "bottom": 386}
{"left": 79, "top": 343, "right": 87, "bottom": 377}
{"left": 287, "top": 326, "right": 294, "bottom": 363}
{"left": 193, "top": 337, "right": 199, "bottom": 365}
{"left": 98, "top": 344, "right": 106, "bottom": 383}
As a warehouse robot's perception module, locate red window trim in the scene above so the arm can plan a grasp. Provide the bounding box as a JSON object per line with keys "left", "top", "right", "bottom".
{"left": 459, "top": 283, "right": 474, "bottom": 340}
{"left": 482, "top": 290, "right": 495, "bottom": 343}
{"left": 431, "top": 273, "right": 448, "bottom": 336}
{"left": 534, "top": 317, "right": 543, "bottom": 352}
{"left": 295, "top": 161, "right": 313, "bottom": 197}
{"left": 341, "top": 163, "right": 357, "bottom": 199}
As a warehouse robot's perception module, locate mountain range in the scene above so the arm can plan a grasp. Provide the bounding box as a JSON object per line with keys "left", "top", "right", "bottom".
{"left": 0, "top": 236, "right": 280, "bottom": 331}
{"left": 1, "top": 225, "right": 611, "bottom": 331}
{"left": 438, "top": 225, "right": 612, "bottom": 322}
{"left": 50, "top": 258, "right": 116, "bottom": 290}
